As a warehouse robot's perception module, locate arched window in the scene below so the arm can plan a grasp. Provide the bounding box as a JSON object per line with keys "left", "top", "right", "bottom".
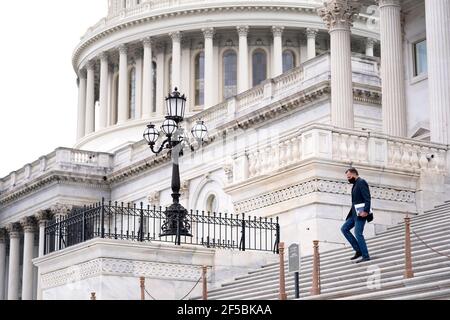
{"left": 283, "top": 50, "right": 296, "bottom": 73}
{"left": 223, "top": 50, "right": 237, "bottom": 100}
{"left": 152, "top": 61, "right": 157, "bottom": 113}
{"left": 129, "top": 67, "right": 136, "bottom": 119}
{"left": 195, "top": 52, "right": 205, "bottom": 106}
{"left": 252, "top": 50, "right": 267, "bottom": 86}
{"left": 206, "top": 194, "right": 218, "bottom": 213}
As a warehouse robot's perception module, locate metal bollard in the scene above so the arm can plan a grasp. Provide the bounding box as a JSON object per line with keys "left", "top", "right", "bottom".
{"left": 90, "top": 292, "right": 96, "bottom": 300}
{"left": 140, "top": 277, "right": 146, "bottom": 300}
{"left": 202, "top": 266, "right": 208, "bottom": 300}
{"left": 279, "top": 242, "right": 287, "bottom": 300}
{"left": 404, "top": 217, "right": 414, "bottom": 279}
{"left": 311, "top": 240, "right": 321, "bottom": 296}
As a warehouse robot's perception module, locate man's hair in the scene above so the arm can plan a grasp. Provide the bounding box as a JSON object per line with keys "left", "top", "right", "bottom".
{"left": 345, "top": 167, "right": 359, "bottom": 176}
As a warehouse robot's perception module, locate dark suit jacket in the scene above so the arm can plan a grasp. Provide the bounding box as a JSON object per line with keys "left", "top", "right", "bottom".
{"left": 346, "top": 177, "right": 373, "bottom": 222}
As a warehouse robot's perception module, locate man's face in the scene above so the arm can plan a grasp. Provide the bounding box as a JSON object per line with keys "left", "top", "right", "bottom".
{"left": 346, "top": 172, "right": 357, "bottom": 183}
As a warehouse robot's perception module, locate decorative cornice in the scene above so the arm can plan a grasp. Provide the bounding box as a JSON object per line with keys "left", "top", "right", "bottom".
{"left": 41, "top": 258, "right": 203, "bottom": 289}
{"left": 318, "top": 0, "right": 361, "bottom": 30}
{"left": 236, "top": 25, "right": 249, "bottom": 37}
{"left": 233, "top": 178, "right": 416, "bottom": 214}
{"left": 272, "top": 26, "right": 284, "bottom": 37}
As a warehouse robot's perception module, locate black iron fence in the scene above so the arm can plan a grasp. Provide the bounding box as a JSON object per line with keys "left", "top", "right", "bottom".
{"left": 44, "top": 199, "right": 280, "bottom": 255}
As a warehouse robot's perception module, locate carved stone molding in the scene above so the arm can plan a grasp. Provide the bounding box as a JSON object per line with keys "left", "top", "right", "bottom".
{"left": 40, "top": 258, "right": 203, "bottom": 289}
{"left": 318, "top": 0, "right": 361, "bottom": 30}
{"left": 233, "top": 179, "right": 415, "bottom": 214}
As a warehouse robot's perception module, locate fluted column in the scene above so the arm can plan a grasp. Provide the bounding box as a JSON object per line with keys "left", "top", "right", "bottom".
{"left": 118, "top": 44, "right": 129, "bottom": 123}
{"left": 76, "top": 70, "right": 87, "bottom": 140}
{"left": 306, "top": 28, "right": 318, "bottom": 60}
{"left": 99, "top": 53, "right": 109, "bottom": 130}
{"left": 142, "top": 37, "right": 154, "bottom": 119}
{"left": 170, "top": 32, "right": 182, "bottom": 91}
{"left": 35, "top": 210, "right": 52, "bottom": 301}
{"left": 155, "top": 43, "right": 166, "bottom": 116}
{"left": 21, "top": 217, "right": 36, "bottom": 300}
{"left": 135, "top": 48, "right": 144, "bottom": 119}
{"left": 7, "top": 223, "right": 21, "bottom": 300}
{"left": 377, "top": 0, "right": 407, "bottom": 137}
{"left": 0, "top": 229, "right": 6, "bottom": 300}
{"left": 85, "top": 61, "right": 96, "bottom": 135}
{"left": 426, "top": 0, "right": 450, "bottom": 144}
{"left": 203, "top": 28, "right": 215, "bottom": 109}
{"left": 319, "top": 0, "right": 360, "bottom": 129}
{"left": 272, "top": 26, "right": 284, "bottom": 77}
{"left": 237, "top": 26, "right": 250, "bottom": 93}
{"left": 365, "top": 38, "right": 375, "bottom": 57}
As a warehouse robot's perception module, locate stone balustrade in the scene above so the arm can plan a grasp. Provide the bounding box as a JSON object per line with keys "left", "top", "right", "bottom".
{"left": 234, "top": 124, "right": 448, "bottom": 183}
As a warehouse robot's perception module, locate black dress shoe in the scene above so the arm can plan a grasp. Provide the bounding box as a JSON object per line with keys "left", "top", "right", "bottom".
{"left": 350, "top": 252, "right": 362, "bottom": 260}
{"left": 356, "top": 257, "right": 371, "bottom": 264}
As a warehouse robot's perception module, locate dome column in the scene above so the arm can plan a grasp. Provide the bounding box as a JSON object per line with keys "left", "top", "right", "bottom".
{"left": 20, "top": 217, "right": 36, "bottom": 300}
{"left": 142, "top": 37, "right": 154, "bottom": 119}
{"left": 118, "top": 44, "right": 129, "bottom": 124}
{"left": 365, "top": 38, "right": 375, "bottom": 57}
{"left": 85, "top": 60, "right": 96, "bottom": 135}
{"left": 6, "top": 223, "right": 21, "bottom": 300}
{"left": 306, "top": 28, "right": 318, "bottom": 60}
{"left": 425, "top": 0, "right": 450, "bottom": 144}
{"left": 170, "top": 32, "right": 182, "bottom": 91}
{"left": 76, "top": 69, "right": 87, "bottom": 140}
{"left": 319, "top": 0, "right": 360, "bottom": 129}
{"left": 203, "top": 27, "right": 215, "bottom": 109}
{"left": 272, "top": 26, "right": 284, "bottom": 77}
{"left": 377, "top": 0, "right": 407, "bottom": 137}
{"left": 237, "top": 26, "right": 250, "bottom": 93}
{"left": 155, "top": 43, "right": 166, "bottom": 116}
{"left": 99, "top": 53, "right": 109, "bottom": 130}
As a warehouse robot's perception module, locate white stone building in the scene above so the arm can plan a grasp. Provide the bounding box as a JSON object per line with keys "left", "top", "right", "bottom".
{"left": 0, "top": 0, "right": 449, "bottom": 300}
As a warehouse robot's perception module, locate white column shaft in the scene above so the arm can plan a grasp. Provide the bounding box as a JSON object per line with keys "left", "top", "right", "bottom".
{"left": 156, "top": 49, "right": 165, "bottom": 116}
{"left": 426, "top": 0, "right": 450, "bottom": 144}
{"left": 142, "top": 40, "right": 154, "bottom": 118}
{"left": 7, "top": 236, "right": 20, "bottom": 300}
{"left": 204, "top": 29, "right": 215, "bottom": 109}
{"left": 99, "top": 56, "right": 109, "bottom": 130}
{"left": 330, "top": 28, "right": 354, "bottom": 128}
{"left": 118, "top": 47, "right": 129, "bottom": 123}
{"left": 85, "top": 66, "right": 95, "bottom": 134}
{"left": 379, "top": 1, "right": 407, "bottom": 136}
{"left": 365, "top": 39, "right": 375, "bottom": 57}
{"left": 22, "top": 231, "right": 34, "bottom": 300}
{"left": 0, "top": 241, "right": 6, "bottom": 300}
{"left": 273, "top": 28, "right": 283, "bottom": 77}
{"left": 171, "top": 34, "right": 182, "bottom": 91}
{"left": 76, "top": 74, "right": 87, "bottom": 140}
{"left": 238, "top": 27, "right": 249, "bottom": 93}
{"left": 135, "top": 56, "right": 143, "bottom": 119}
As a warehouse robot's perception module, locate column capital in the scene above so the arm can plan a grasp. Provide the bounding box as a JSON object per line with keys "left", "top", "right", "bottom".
{"left": 318, "top": 0, "right": 361, "bottom": 31}
{"left": 20, "top": 217, "right": 37, "bottom": 233}
{"left": 148, "top": 191, "right": 160, "bottom": 206}
{"left": 306, "top": 28, "right": 319, "bottom": 39}
{"left": 169, "top": 31, "right": 182, "bottom": 42}
{"left": 85, "top": 60, "right": 96, "bottom": 70}
{"left": 237, "top": 26, "right": 250, "bottom": 37}
{"left": 272, "top": 26, "right": 285, "bottom": 37}
{"left": 202, "top": 27, "right": 215, "bottom": 39}
{"left": 98, "top": 52, "right": 109, "bottom": 62}
{"left": 50, "top": 203, "right": 73, "bottom": 218}
{"left": 35, "top": 209, "right": 53, "bottom": 225}
{"left": 0, "top": 228, "right": 7, "bottom": 243}
{"left": 118, "top": 44, "right": 128, "bottom": 55}
{"left": 143, "top": 37, "right": 153, "bottom": 47}
{"left": 365, "top": 38, "right": 376, "bottom": 48}
{"left": 6, "top": 223, "right": 21, "bottom": 239}
{"left": 376, "top": 0, "right": 401, "bottom": 8}
{"left": 78, "top": 69, "right": 87, "bottom": 79}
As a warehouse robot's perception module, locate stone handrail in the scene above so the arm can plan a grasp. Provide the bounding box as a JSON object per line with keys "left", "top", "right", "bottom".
{"left": 0, "top": 148, "right": 113, "bottom": 194}
{"left": 231, "top": 123, "right": 448, "bottom": 184}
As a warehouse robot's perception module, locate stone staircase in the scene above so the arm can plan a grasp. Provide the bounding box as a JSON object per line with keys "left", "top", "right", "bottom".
{"left": 195, "top": 201, "right": 450, "bottom": 300}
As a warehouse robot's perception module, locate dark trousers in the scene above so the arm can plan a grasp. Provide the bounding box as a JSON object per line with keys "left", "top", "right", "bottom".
{"left": 341, "top": 214, "right": 370, "bottom": 259}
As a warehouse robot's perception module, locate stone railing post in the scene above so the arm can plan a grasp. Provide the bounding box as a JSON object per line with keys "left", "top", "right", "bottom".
{"left": 279, "top": 242, "right": 287, "bottom": 300}
{"left": 404, "top": 216, "right": 414, "bottom": 279}
{"left": 311, "top": 240, "right": 321, "bottom": 296}
{"left": 202, "top": 266, "right": 208, "bottom": 300}
{"left": 140, "top": 277, "right": 146, "bottom": 300}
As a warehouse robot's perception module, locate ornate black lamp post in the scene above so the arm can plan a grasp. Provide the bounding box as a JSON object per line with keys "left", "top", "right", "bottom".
{"left": 143, "top": 88, "right": 208, "bottom": 245}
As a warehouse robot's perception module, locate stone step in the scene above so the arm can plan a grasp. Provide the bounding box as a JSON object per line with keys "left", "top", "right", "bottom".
{"left": 386, "top": 288, "right": 450, "bottom": 300}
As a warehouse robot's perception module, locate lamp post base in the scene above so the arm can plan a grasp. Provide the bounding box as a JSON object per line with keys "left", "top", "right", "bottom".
{"left": 160, "top": 203, "right": 192, "bottom": 245}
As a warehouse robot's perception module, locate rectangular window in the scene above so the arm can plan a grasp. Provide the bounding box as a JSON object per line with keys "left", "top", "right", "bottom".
{"left": 413, "top": 39, "right": 427, "bottom": 77}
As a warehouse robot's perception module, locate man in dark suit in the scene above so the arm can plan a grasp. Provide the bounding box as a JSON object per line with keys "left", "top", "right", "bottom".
{"left": 341, "top": 168, "right": 373, "bottom": 263}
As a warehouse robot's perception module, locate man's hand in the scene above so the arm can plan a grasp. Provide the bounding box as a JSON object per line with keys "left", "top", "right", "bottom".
{"left": 360, "top": 211, "right": 369, "bottom": 218}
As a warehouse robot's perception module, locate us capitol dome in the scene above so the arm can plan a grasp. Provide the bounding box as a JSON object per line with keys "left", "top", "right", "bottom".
{"left": 73, "top": 0, "right": 380, "bottom": 152}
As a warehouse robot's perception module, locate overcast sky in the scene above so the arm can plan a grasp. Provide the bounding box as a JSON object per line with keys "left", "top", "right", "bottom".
{"left": 0, "top": 1, "right": 106, "bottom": 178}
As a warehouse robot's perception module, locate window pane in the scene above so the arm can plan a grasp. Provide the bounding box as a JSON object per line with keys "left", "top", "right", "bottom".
{"left": 223, "top": 50, "right": 237, "bottom": 99}
{"left": 252, "top": 50, "right": 267, "bottom": 86}
{"left": 414, "top": 40, "right": 427, "bottom": 76}
{"left": 283, "top": 50, "right": 295, "bottom": 73}
{"left": 195, "top": 52, "right": 205, "bottom": 106}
